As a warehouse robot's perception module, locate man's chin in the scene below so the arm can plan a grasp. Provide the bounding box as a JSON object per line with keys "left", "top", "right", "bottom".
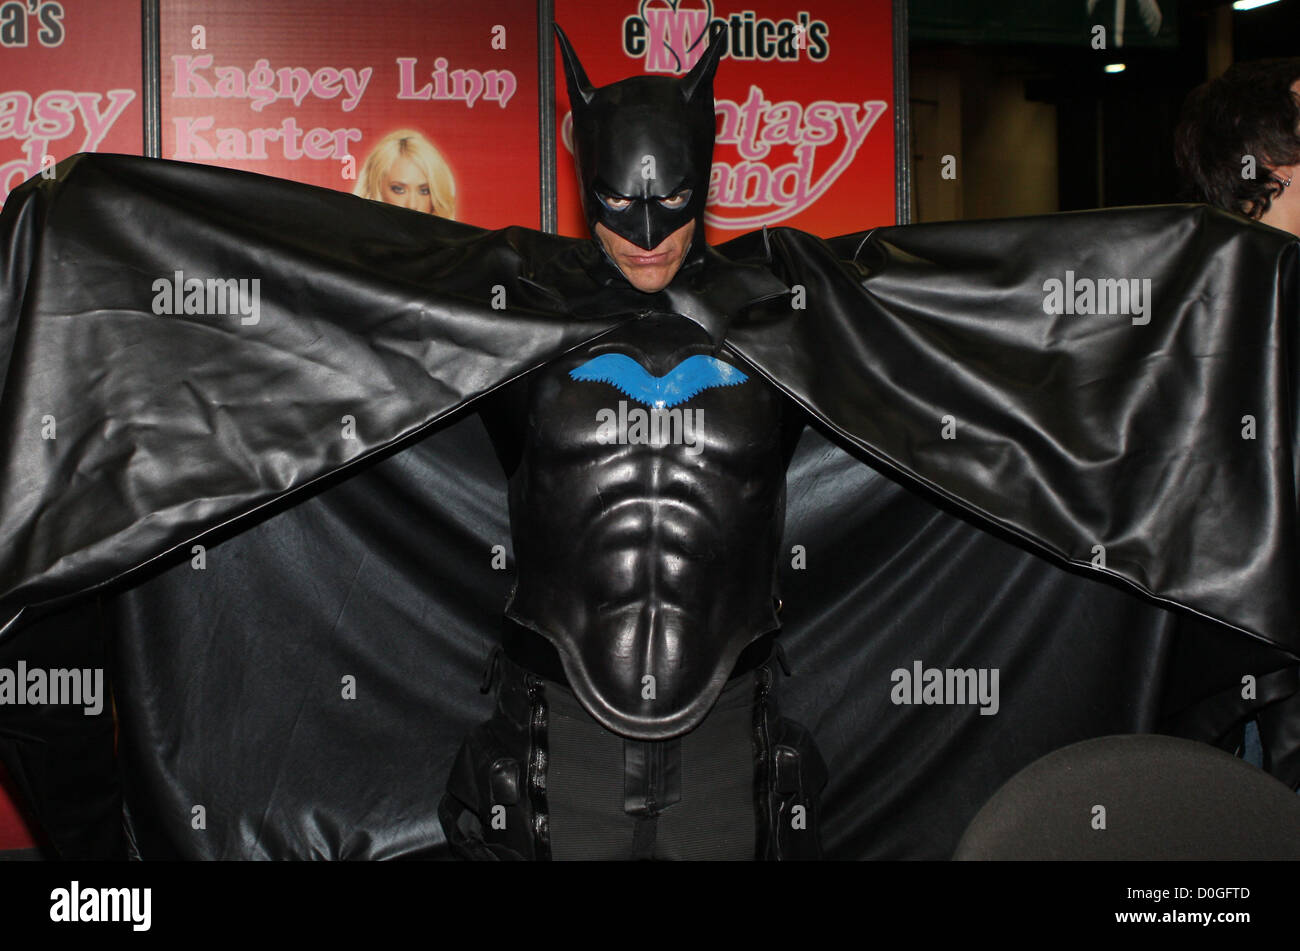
{"left": 618, "top": 263, "right": 676, "bottom": 294}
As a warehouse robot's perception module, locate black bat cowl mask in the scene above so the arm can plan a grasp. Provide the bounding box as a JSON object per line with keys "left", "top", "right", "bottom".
{"left": 555, "top": 23, "right": 726, "bottom": 259}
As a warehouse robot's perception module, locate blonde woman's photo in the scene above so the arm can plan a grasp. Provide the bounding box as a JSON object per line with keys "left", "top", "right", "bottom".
{"left": 353, "top": 129, "right": 456, "bottom": 218}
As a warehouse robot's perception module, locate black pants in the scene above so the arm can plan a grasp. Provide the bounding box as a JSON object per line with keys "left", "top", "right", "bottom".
{"left": 439, "top": 653, "right": 828, "bottom": 860}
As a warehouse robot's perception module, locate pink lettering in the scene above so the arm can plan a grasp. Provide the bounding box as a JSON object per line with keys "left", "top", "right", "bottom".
{"left": 643, "top": 7, "right": 710, "bottom": 73}
{"left": 173, "top": 55, "right": 215, "bottom": 98}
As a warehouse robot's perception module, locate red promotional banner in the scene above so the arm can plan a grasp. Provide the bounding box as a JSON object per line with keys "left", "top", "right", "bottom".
{"left": 0, "top": 0, "right": 142, "bottom": 206}
{"left": 160, "top": 0, "right": 541, "bottom": 228}
{"left": 553, "top": 0, "right": 895, "bottom": 242}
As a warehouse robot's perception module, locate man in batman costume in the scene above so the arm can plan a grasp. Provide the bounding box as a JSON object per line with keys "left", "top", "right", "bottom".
{"left": 0, "top": 26, "right": 1298, "bottom": 861}
{"left": 438, "top": 27, "right": 826, "bottom": 860}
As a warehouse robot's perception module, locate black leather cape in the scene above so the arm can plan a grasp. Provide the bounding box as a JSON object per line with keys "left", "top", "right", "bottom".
{"left": 0, "top": 153, "right": 1297, "bottom": 859}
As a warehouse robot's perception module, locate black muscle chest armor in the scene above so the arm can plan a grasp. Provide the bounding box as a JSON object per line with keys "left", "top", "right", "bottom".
{"left": 481, "top": 313, "right": 803, "bottom": 739}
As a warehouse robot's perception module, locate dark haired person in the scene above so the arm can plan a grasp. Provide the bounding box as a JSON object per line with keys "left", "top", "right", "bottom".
{"left": 1175, "top": 58, "right": 1300, "bottom": 237}
{"left": 1175, "top": 58, "right": 1300, "bottom": 782}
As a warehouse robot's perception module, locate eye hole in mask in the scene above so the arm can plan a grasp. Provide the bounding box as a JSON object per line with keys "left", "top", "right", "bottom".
{"left": 658, "top": 189, "right": 692, "bottom": 210}
{"left": 598, "top": 189, "right": 693, "bottom": 212}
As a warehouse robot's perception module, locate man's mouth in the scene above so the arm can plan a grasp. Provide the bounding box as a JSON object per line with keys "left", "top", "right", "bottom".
{"left": 624, "top": 249, "right": 672, "bottom": 266}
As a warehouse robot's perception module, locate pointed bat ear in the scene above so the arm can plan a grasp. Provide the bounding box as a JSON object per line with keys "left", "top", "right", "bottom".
{"left": 680, "top": 22, "right": 727, "bottom": 104}
{"left": 554, "top": 24, "right": 595, "bottom": 107}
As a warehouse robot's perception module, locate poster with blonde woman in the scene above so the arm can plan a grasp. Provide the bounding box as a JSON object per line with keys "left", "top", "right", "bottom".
{"left": 353, "top": 130, "right": 457, "bottom": 218}
{"left": 159, "top": 0, "right": 539, "bottom": 228}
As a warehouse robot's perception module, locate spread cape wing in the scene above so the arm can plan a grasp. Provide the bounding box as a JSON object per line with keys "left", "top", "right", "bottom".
{"left": 0, "top": 154, "right": 1296, "bottom": 859}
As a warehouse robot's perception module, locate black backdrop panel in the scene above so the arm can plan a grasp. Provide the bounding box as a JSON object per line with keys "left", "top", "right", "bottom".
{"left": 98, "top": 414, "right": 1278, "bottom": 860}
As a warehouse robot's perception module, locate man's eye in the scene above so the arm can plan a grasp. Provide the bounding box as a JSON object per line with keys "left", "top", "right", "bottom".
{"left": 658, "top": 190, "right": 692, "bottom": 210}
{"left": 601, "top": 194, "right": 632, "bottom": 211}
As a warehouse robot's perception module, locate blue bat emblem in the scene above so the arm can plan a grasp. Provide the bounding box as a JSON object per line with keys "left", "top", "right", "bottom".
{"left": 568, "top": 354, "right": 748, "bottom": 409}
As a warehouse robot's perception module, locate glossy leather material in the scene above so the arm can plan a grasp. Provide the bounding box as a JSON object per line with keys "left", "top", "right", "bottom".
{"left": 439, "top": 654, "right": 548, "bottom": 861}
{"left": 484, "top": 314, "right": 804, "bottom": 739}
{"left": 440, "top": 654, "right": 825, "bottom": 860}
{"left": 556, "top": 24, "right": 723, "bottom": 253}
{"left": 0, "top": 153, "right": 1297, "bottom": 859}
{"left": 753, "top": 665, "right": 826, "bottom": 861}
